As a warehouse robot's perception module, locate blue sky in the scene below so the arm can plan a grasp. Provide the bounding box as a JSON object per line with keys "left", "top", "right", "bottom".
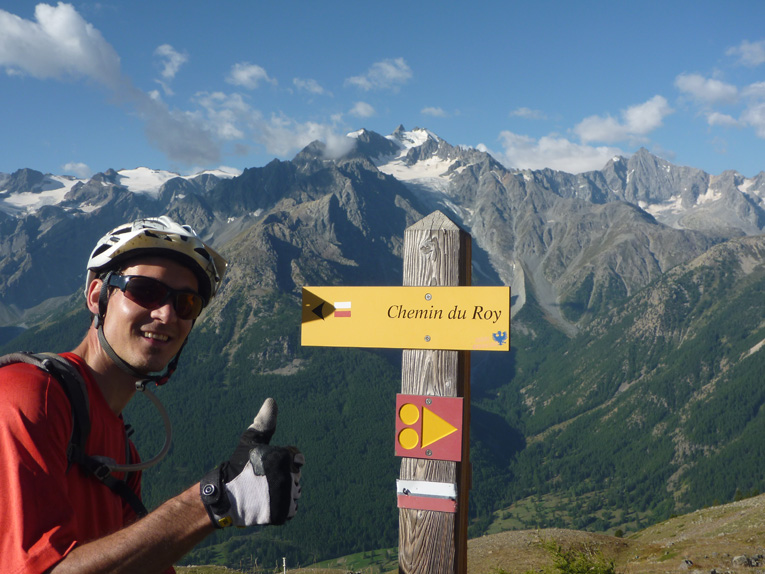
{"left": 2, "top": 1, "right": 765, "bottom": 178}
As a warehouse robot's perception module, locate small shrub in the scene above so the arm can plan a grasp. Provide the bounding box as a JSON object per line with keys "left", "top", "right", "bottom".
{"left": 522, "top": 540, "right": 618, "bottom": 574}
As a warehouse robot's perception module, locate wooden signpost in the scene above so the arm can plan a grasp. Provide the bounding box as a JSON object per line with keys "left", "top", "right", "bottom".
{"left": 301, "top": 211, "right": 510, "bottom": 574}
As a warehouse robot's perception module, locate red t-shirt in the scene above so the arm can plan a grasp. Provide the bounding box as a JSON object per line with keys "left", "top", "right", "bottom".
{"left": 0, "top": 352, "right": 143, "bottom": 574}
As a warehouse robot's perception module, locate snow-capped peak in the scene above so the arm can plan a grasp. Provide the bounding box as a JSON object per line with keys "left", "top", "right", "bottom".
{"left": 0, "top": 166, "right": 240, "bottom": 216}
{"left": 116, "top": 166, "right": 241, "bottom": 197}
{"left": 371, "top": 127, "right": 458, "bottom": 196}
{"left": 346, "top": 129, "right": 366, "bottom": 139}
{"left": 0, "top": 174, "right": 80, "bottom": 216}
{"left": 387, "top": 126, "right": 441, "bottom": 149}
{"left": 117, "top": 167, "right": 181, "bottom": 197}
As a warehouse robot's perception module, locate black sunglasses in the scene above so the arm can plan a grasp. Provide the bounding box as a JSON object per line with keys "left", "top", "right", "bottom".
{"left": 107, "top": 274, "right": 205, "bottom": 321}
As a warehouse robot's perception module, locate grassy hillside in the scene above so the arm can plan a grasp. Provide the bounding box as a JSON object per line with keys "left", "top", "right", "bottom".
{"left": 470, "top": 492, "right": 765, "bottom": 574}
{"left": 178, "top": 492, "right": 765, "bottom": 573}
{"left": 481, "top": 239, "right": 765, "bottom": 533}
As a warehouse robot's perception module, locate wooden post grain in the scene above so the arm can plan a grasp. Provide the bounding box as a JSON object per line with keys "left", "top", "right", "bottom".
{"left": 399, "top": 211, "right": 471, "bottom": 574}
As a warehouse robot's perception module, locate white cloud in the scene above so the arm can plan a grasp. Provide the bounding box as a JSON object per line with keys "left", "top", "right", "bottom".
{"left": 575, "top": 96, "right": 673, "bottom": 144}
{"left": 154, "top": 44, "right": 187, "bottom": 80}
{"left": 255, "top": 114, "right": 353, "bottom": 158}
{"left": 0, "top": 4, "right": 221, "bottom": 166}
{"left": 321, "top": 133, "right": 357, "bottom": 160}
{"left": 493, "top": 97, "right": 672, "bottom": 174}
{"left": 742, "top": 81, "right": 765, "bottom": 100}
{"left": 154, "top": 80, "right": 174, "bottom": 97}
{"left": 226, "top": 62, "right": 277, "bottom": 89}
{"left": 726, "top": 40, "right": 765, "bottom": 67}
{"left": 349, "top": 102, "right": 376, "bottom": 118}
{"left": 740, "top": 102, "right": 765, "bottom": 138}
{"left": 494, "top": 131, "right": 624, "bottom": 174}
{"left": 0, "top": 3, "right": 121, "bottom": 87}
{"left": 293, "top": 77, "right": 326, "bottom": 95}
{"left": 511, "top": 107, "right": 547, "bottom": 120}
{"left": 623, "top": 96, "right": 674, "bottom": 134}
{"left": 575, "top": 115, "right": 628, "bottom": 144}
{"left": 707, "top": 112, "right": 741, "bottom": 128}
{"left": 675, "top": 73, "right": 738, "bottom": 105}
{"left": 195, "top": 90, "right": 353, "bottom": 159}
{"left": 62, "top": 162, "right": 92, "bottom": 178}
{"left": 672, "top": 72, "right": 765, "bottom": 139}
{"left": 422, "top": 106, "right": 447, "bottom": 117}
{"left": 345, "top": 57, "right": 412, "bottom": 91}
{"left": 194, "top": 91, "right": 254, "bottom": 140}
{"left": 137, "top": 93, "right": 221, "bottom": 165}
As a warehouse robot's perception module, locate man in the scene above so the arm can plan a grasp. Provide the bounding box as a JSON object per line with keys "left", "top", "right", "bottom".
{"left": 0, "top": 216, "right": 303, "bottom": 573}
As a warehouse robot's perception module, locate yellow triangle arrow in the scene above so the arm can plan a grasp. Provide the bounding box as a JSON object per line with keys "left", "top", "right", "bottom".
{"left": 421, "top": 406, "right": 458, "bottom": 448}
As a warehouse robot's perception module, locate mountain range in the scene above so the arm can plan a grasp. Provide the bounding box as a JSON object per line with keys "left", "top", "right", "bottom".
{"left": 1, "top": 127, "right": 764, "bottom": 567}
{"left": 3, "top": 126, "right": 764, "bottom": 327}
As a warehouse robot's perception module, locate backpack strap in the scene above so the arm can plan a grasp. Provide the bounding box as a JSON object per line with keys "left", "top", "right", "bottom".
{"left": 74, "top": 452, "right": 148, "bottom": 518}
{"left": 0, "top": 352, "right": 148, "bottom": 517}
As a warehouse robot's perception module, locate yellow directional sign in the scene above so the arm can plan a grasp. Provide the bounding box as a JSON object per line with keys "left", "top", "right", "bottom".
{"left": 301, "top": 286, "right": 510, "bottom": 351}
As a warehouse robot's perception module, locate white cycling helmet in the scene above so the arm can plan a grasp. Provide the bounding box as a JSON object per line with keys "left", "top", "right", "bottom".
{"left": 86, "top": 216, "right": 227, "bottom": 304}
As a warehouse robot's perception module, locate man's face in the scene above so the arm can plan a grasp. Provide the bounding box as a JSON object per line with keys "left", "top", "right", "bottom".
{"left": 100, "top": 257, "right": 199, "bottom": 375}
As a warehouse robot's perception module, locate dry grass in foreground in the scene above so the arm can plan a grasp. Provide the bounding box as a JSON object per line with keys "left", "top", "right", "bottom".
{"left": 180, "top": 494, "right": 765, "bottom": 574}
{"left": 469, "top": 493, "right": 765, "bottom": 574}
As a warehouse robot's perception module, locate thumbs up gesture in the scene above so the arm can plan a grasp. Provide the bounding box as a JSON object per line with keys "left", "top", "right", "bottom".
{"left": 200, "top": 398, "right": 304, "bottom": 527}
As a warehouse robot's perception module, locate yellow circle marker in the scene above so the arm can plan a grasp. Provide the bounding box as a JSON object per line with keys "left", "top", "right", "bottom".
{"left": 399, "top": 403, "right": 420, "bottom": 425}
{"left": 398, "top": 428, "right": 419, "bottom": 450}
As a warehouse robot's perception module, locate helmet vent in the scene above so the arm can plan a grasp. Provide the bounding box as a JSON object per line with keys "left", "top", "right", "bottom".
{"left": 91, "top": 244, "right": 110, "bottom": 258}
{"left": 195, "top": 247, "right": 212, "bottom": 261}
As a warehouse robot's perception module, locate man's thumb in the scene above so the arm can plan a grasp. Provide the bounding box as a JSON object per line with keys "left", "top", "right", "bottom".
{"left": 248, "top": 398, "right": 278, "bottom": 444}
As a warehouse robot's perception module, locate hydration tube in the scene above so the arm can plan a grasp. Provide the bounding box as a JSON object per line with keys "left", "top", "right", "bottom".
{"left": 92, "top": 382, "right": 173, "bottom": 472}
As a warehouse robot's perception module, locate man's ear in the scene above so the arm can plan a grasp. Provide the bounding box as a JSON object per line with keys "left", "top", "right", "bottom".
{"left": 85, "top": 278, "right": 103, "bottom": 316}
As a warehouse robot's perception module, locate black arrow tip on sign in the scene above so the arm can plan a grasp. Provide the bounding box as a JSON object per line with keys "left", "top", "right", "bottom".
{"left": 301, "top": 289, "right": 335, "bottom": 322}
{"left": 312, "top": 303, "right": 326, "bottom": 320}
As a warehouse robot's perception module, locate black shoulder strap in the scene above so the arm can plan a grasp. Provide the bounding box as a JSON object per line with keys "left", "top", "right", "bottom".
{"left": 74, "top": 453, "right": 148, "bottom": 518}
{"left": 0, "top": 352, "right": 148, "bottom": 517}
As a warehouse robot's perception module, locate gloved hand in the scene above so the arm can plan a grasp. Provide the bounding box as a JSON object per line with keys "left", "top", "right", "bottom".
{"left": 200, "top": 398, "right": 304, "bottom": 528}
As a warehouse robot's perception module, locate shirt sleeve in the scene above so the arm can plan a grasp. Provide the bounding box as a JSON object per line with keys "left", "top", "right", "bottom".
{"left": 0, "top": 363, "right": 80, "bottom": 574}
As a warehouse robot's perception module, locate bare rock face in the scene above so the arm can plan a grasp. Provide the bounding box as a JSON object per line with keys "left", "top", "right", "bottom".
{"left": 0, "top": 128, "right": 763, "bottom": 330}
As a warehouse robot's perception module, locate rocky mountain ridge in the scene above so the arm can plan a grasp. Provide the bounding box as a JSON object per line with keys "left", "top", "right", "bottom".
{"left": 2, "top": 127, "right": 762, "bottom": 332}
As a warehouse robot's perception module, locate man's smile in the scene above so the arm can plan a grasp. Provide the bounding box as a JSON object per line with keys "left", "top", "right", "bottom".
{"left": 141, "top": 330, "right": 171, "bottom": 342}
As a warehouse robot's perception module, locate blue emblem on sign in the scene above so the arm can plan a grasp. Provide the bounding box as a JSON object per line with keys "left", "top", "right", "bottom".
{"left": 492, "top": 331, "right": 508, "bottom": 346}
